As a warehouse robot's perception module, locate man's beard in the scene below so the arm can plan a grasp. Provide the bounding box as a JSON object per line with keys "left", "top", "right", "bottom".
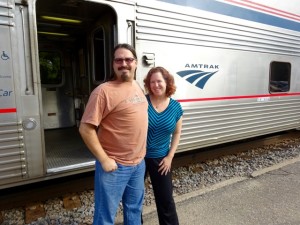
{"left": 121, "top": 72, "right": 130, "bottom": 81}
{"left": 118, "top": 66, "right": 132, "bottom": 82}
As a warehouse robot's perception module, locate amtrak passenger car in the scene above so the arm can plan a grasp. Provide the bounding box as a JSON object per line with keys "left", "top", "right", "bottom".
{"left": 0, "top": 0, "right": 299, "bottom": 188}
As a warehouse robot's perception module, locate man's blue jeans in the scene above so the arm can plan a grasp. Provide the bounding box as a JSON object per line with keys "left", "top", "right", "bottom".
{"left": 93, "top": 159, "right": 145, "bottom": 225}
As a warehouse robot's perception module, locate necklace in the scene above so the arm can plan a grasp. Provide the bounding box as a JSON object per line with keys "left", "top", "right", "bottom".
{"left": 154, "top": 101, "right": 164, "bottom": 108}
{"left": 155, "top": 104, "right": 162, "bottom": 109}
{"left": 150, "top": 96, "right": 169, "bottom": 111}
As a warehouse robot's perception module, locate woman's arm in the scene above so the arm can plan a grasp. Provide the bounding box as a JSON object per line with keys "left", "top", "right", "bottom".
{"left": 158, "top": 116, "right": 183, "bottom": 175}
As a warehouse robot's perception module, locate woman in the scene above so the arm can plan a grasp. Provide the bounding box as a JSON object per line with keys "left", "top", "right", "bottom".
{"left": 143, "top": 66, "right": 183, "bottom": 225}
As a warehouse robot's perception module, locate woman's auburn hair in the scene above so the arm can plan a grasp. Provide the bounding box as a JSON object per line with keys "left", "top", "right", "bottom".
{"left": 143, "top": 66, "right": 176, "bottom": 97}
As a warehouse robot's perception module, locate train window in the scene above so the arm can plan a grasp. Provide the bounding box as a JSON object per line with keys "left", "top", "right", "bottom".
{"left": 92, "top": 27, "right": 106, "bottom": 83}
{"left": 39, "top": 51, "right": 63, "bottom": 86}
{"left": 269, "top": 62, "right": 291, "bottom": 93}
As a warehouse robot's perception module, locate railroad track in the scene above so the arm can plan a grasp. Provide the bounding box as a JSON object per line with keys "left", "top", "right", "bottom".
{"left": 1, "top": 130, "right": 299, "bottom": 214}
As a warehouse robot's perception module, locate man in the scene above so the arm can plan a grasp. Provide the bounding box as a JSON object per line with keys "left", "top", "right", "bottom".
{"left": 79, "top": 43, "right": 148, "bottom": 225}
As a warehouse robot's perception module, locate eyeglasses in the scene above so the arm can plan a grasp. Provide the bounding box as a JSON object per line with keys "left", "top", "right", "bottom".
{"left": 113, "top": 57, "right": 136, "bottom": 64}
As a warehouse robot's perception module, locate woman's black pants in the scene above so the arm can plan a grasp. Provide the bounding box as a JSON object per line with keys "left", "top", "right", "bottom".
{"left": 144, "top": 157, "right": 179, "bottom": 225}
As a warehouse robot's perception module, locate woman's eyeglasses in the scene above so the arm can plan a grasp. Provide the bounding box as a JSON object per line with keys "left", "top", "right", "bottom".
{"left": 114, "top": 57, "right": 136, "bottom": 64}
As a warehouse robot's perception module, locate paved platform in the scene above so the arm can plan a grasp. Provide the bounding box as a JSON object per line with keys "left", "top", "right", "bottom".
{"left": 142, "top": 157, "right": 300, "bottom": 225}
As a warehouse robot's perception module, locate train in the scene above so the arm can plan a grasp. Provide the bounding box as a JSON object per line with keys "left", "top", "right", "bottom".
{"left": 0, "top": 0, "right": 300, "bottom": 189}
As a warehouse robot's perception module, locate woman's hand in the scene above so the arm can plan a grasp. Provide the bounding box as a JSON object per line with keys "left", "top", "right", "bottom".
{"left": 158, "top": 155, "right": 173, "bottom": 175}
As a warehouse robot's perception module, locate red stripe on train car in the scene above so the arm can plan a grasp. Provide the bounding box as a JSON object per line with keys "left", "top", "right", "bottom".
{"left": 177, "top": 92, "right": 300, "bottom": 103}
{"left": 0, "top": 108, "right": 17, "bottom": 113}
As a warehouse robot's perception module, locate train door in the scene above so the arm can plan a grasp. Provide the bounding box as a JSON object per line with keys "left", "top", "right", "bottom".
{"left": 35, "top": 0, "right": 119, "bottom": 174}
{"left": 39, "top": 50, "right": 75, "bottom": 130}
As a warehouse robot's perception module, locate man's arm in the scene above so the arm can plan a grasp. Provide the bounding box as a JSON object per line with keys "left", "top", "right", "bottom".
{"left": 79, "top": 123, "right": 117, "bottom": 172}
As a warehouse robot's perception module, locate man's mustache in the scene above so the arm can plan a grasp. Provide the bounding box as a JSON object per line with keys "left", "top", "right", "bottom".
{"left": 118, "top": 66, "right": 131, "bottom": 70}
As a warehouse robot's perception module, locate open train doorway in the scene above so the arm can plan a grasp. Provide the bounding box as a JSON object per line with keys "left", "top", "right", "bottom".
{"left": 35, "top": 0, "right": 116, "bottom": 174}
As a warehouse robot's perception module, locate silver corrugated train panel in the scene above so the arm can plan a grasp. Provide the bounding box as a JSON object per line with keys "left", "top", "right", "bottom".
{"left": 178, "top": 97, "right": 300, "bottom": 152}
{"left": 0, "top": 122, "right": 26, "bottom": 182}
{"left": 136, "top": 2, "right": 300, "bottom": 56}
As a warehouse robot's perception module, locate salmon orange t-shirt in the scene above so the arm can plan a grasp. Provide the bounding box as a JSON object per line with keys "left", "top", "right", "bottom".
{"left": 81, "top": 80, "right": 148, "bottom": 165}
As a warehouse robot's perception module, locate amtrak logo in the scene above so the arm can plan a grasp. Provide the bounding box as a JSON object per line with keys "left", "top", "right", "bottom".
{"left": 176, "top": 69, "right": 218, "bottom": 89}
